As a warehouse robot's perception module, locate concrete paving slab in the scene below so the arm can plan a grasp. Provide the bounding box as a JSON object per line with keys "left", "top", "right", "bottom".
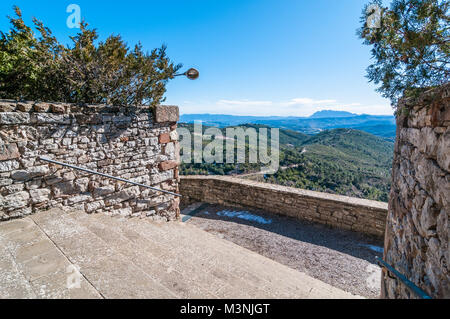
{"left": 0, "top": 252, "right": 37, "bottom": 299}
{"left": 0, "top": 218, "right": 35, "bottom": 235}
{"left": 80, "top": 254, "right": 176, "bottom": 299}
{"left": 30, "top": 269, "right": 101, "bottom": 299}
{"left": 21, "top": 250, "right": 70, "bottom": 282}
{"left": 1, "top": 209, "right": 363, "bottom": 299}
{"left": 12, "top": 239, "right": 56, "bottom": 264}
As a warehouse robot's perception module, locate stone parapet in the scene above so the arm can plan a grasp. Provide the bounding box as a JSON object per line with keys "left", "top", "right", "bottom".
{"left": 180, "top": 175, "right": 388, "bottom": 238}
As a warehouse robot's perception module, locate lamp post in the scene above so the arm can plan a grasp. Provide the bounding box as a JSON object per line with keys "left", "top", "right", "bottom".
{"left": 175, "top": 68, "right": 200, "bottom": 80}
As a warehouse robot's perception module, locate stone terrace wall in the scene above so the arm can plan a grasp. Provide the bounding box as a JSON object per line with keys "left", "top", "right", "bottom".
{"left": 382, "top": 84, "right": 449, "bottom": 299}
{"left": 0, "top": 101, "right": 180, "bottom": 221}
{"left": 180, "top": 176, "right": 388, "bottom": 238}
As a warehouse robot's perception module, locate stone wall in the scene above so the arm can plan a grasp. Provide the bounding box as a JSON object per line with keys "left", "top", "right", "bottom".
{"left": 180, "top": 176, "right": 388, "bottom": 238}
{"left": 382, "top": 84, "right": 450, "bottom": 299}
{"left": 0, "top": 101, "right": 180, "bottom": 221}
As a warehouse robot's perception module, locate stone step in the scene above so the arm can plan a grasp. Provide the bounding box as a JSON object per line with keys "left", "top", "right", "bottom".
{"left": 95, "top": 213, "right": 359, "bottom": 298}
{"left": 66, "top": 210, "right": 220, "bottom": 298}
{"left": 2, "top": 208, "right": 362, "bottom": 299}
{"left": 83, "top": 212, "right": 273, "bottom": 298}
{"left": 141, "top": 218, "right": 355, "bottom": 299}
{"left": 29, "top": 209, "right": 176, "bottom": 299}
{"left": 0, "top": 213, "right": 100, "bottom": 299}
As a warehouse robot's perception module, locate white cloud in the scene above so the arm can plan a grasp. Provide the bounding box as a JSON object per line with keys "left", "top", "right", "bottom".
{"left": 284, "top": 98, "right": 337, "bottom": 106}
{"left": 217, "top": 99, "right": 273, "bottom": 106}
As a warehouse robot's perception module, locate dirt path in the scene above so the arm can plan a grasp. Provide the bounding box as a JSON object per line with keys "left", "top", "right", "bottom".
{"left": 183, "top": 204, "right": 384, "bottom": 299}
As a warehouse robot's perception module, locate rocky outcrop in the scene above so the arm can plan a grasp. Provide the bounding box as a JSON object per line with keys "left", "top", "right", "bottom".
{"left": 382, "top": 83, "right": 450, "bottom": 299}
{"left": 0, "top": 101, "right": 180, "bottom": 221}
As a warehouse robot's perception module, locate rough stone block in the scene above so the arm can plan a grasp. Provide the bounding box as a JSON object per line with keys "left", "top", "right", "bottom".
{"left": 30, "top": 189, "right": 51, "bottom": 204}
{"left": 93, "top": 185, "right": 115, "bottom": 198}
{"left": 50, "top": 104, "right": 66, "bottom": 114}
{"left": 31, "top": 113, "right": 71, "bottom": 124}
{"left": 159, "top": 160, "right": 178, "bottom": 171}
{"left": 170, "top": 130, "right": 179, "bottom": 141}
{"left": 0, "top": 99, "right": 180, "bottom": 222}
{"left": 154, "top": 105, "right": 179, "bottom": 123}
{"left": 0, "top": 101, "right": 16, "bottom": 112}
{"left": 0, "top": 143, "right": 20, "bottom": 161}
{"left": 0, "top": 160, "right": 20, "bottom": 173}
{"left": 17, "top": 103, "right": 33, "bottom": 112}
{"left": 34, "top": 103, "right": 50, "bottom": 112}
{"left": 159, "top": 133, "right": 171, "bottom": 144}
{"left": 0, "top": 113, "right": 30, "bottom": 125}
{"left": 0, "top": 191, "right": 30, "bottom": 210}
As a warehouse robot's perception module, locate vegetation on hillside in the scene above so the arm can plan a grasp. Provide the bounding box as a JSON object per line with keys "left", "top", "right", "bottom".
{"left": 358, "top": 0, "right": 449, "bottom": 106}
{"left": 0, "top": 6, "right": 181, "bottom": 106}
{"left": 179, "top": 124, "right": 394, "bottom": 202}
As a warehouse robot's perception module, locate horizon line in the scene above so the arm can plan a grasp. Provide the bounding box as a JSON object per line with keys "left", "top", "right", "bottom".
{"left": 179, "top": 112, "right": 395, "bottom": 118}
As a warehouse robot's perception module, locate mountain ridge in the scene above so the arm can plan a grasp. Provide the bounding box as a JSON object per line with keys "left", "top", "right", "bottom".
{"left": 180, "top": 113, "right": 396, "bottom": 141}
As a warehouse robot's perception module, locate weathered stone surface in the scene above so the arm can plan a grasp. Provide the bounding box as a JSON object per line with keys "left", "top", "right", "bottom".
{"left": 85, "top": 200, "right": 104, "bottom": 213}
{"left": 1, "top": 183, "right": 24, "bottom": 195}
{"left": 11, "top": 170, "right": 30, "bottom": 181}
{"left": 437, "top": 130, "right": 449, "bottom": 173}
{"left": 50, "top": 104, "right": 66, "bottom": 114}
{"left": 180, "top": 176, "right": 388, "bottom": 238}
{"left": 93, "top": 185, "right": 115, "bottom": 198}
{"left": 0, "top": 100, "right": 180, "bottom": 221}
{"left": 383, "top": 83, "right": 450, "bottom": 299}
{"left": 33, "top": 103, "right": 50, "bottom": 112}
{"left": 0, "top": 143, "right": 20, "bottom": 161}
{"left": 159, "top": 160, "right": 178, "bottom": 171}
{"left": 0, "top": 191, "right": 30, "bottom": 210}
{"left": 170, "top": 130, "right": 179, "bottom": 141}
{"left": 31, "top": 113, "right": 71, "bottom": 124}
{"left": 30, "top": 189, "right": 51, "bottom": 204}
{"left": 0, "top": 160, "right": 20, "bottom": 173}
{"left": 0, "top": 112, "right": 30, "bottom": 125}
{"left": 154, "top": 105, "right": 179, "bottom": 123}
{"left": 0, "top": 102, "right": 16, "bottom": 112}
{"left": 16, "top": 103, "right": 33, "bottom": 112}
{"left": 159, "top": 133, "right": 171, "bottom": 144}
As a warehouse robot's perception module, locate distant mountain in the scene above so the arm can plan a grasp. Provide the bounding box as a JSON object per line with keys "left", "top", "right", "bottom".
{"left": 309, "top": 110, "right": 356, "bottom": 118}
{"left": 180, "top": 113, "right": 396, "bottom": 140}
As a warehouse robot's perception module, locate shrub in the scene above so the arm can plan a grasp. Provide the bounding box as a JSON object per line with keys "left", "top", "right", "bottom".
{"left": 0, "top": 6, "right": 182, "bottom": 106}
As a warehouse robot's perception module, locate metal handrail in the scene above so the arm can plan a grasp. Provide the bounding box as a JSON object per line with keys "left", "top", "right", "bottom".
{"left": 376, "top": 256, "right": 432, "bottom": 299}
{"left": 38, "top": 157, "right": 182, "bottom": 197}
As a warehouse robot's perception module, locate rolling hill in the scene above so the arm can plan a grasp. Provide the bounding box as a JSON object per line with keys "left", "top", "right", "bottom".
{"left": 178, "top": 124, "right": 394, "bottom": 202}
{"left": 180, "top": 111, "right": 396, "bottom": 141}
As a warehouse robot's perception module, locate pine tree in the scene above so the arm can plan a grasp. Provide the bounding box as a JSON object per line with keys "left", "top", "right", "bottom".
{"left": 358, "top": 0, "right": 449, "bottom": 106}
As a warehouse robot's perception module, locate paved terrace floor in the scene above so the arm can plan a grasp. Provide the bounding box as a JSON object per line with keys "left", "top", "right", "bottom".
{"left": 0, "top": 208, "right": 360, "bottom": 299}
{"left": 181, "top": 203, "right": 384, "bottom": 299}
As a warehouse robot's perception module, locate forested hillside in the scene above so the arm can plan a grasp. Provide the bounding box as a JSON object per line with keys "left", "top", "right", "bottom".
{"left": 179, "top": 124, "right": 394, "bottom": 202}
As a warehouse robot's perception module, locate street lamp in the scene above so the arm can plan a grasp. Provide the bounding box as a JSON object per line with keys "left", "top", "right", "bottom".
{"left": 175, "top": 68, "right": 200, "bottom": 80}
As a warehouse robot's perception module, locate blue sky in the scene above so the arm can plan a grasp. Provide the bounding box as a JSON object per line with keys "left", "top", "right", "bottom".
{"left": 0, "top": 0, "right": 393, "bottom": 116}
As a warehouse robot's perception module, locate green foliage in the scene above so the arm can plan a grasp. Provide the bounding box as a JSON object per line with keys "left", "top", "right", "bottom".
{"left": 179, "top": 124, "right": 394, "bottom": 202}
{"left": 358, "top": 0, "right": 449, "bottom": 106}
{"left": 0, "top": 6, "right": 181, "bottom": 106}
